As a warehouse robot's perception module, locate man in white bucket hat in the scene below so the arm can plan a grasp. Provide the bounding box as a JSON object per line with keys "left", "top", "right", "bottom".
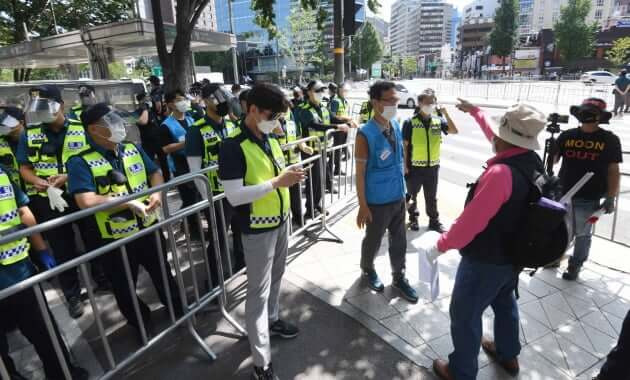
{"left": 428, "top": 99, "right": 546, "bottom": 380}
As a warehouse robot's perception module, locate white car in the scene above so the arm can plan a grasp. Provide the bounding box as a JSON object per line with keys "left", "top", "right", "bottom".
{"left": 581, "top": 71, "right": 617, "bottom": 85}
{"left": 395, "top": 83, "right": 418, "bottom": 108}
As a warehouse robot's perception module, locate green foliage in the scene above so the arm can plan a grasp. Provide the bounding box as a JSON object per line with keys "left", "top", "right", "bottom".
{"left": 194, "top": 51, "right": 232, "bottom": 73}
{"left": 401, "top": 56, "right": 417, "bottom": 76}
{"left": 280, "top": 7, "right": 322, "bottom": 83}
{"left": 489, "top": 0, "right": 519, "bottom": 58}
{"left": 554, "top": 0, "right": 597, "bottom": 64}
{"left": 108, "top": 62, "right": 128, "bottom": 79}
{"left": 606, "top": 37, "right": 630, "bottom": 67}
{"left": 350, "top": 22, "right": 383, "bottom": 71}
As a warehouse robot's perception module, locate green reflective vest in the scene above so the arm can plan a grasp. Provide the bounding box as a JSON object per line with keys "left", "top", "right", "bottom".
{"left": 81, "top": 143, "right": 156, "bottom": 239}
{"left": 193, "top": 117, "right": 239, "bottom": 193}
{"left": 237, "top": 131, "right": 290, "bottom": 230}
{"left": 277, "top": 110, "right": 299, "bottom": 165}
{"left": 359, "top": 101, "right": 374, "bottom": 124}
{"left": 300, "top": 102, "right": 332, "bottom": 152}
{"left": 26, "top": 120, "right": 89, "bottom": 196}
{"left": 0, "top": 169, "right": 29, "bottom": 266}
{"left": 410, "top": 115, "right": 443, "bottom": 167}
{"left": 0, "top": 137, "right": 20, "bottom": 188}
{"left": 329, "top": 96, "right": 349, "bottom": 118}
{"left": 71, "top": 105, "right": 83, "bottom": 119}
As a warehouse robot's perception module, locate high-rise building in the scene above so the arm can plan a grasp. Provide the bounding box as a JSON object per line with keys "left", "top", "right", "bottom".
{"left": 529, "top": 0, "right": 616, "bottom": 33}
{"left": 137, "top": 0, "right": 217, "bottom": 31}
{"left": 462, "top": 0, "right": 500, "bottom": 23}
{"left": 390, "top": 0, "right": 423, "bottom": 56}
{"left": 416, "top": 1, "right": 455, "bottom": 56}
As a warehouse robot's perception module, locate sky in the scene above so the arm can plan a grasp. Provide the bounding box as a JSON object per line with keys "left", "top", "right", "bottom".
{"left": 368, "top": 0, "right": 470, "bottom": 22}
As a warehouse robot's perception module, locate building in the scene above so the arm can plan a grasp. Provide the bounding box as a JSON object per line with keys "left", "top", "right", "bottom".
{"left": 137, "top": 0, "right": 217, "bottom": 31}
{"left": 519, "top": 0, "right": 535, "bottom": 35}
{"left": 528, "top": 0, "right": 616, "bottom": 33}
{"left": 462, "top": 0, "right": 500, "bottom": 22}
{"left": 390, "top": 0, "right": 423, "bottom": 56}
{"left": 456, "top": 17, "right": 494, "bottom": 75}
{"left": 416, "top": 1, "right": 455, "bottom": 56}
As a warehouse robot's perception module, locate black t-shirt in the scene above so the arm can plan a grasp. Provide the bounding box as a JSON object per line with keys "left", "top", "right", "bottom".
{"left": 556, "top": 127, "right": 622, "bottom": 200}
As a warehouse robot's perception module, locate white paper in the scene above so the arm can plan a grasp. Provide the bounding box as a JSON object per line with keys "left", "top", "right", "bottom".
{"left": 418, "top": 249, "right": 440, "bottom": 301}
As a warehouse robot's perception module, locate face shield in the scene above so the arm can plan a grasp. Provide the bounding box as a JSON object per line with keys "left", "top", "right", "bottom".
{"left": 25, "top": 97, "right": 61, "bottom": 125}
{"left": 0, "top": 112, "right": 20, "bottom": 136}
{"left": 97, "top": 111, "right": 127, "bottom": 143}
{"left": 204, "top": 87, "right": 233, "bottom": 117}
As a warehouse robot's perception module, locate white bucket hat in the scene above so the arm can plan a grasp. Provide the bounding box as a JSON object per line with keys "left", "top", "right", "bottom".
{"left": 489, "top": 103, "right": 546, "bottom": 150}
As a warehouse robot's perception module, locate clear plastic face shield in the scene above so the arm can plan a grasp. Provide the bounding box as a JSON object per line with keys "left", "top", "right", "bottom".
{"left": 97, "top": 110, "right": 127, "bottom": 143}
{"left": 0, "top": 112, "right": 20, "bottom": 136}
{"left": 205, "top": 87, "right": 233, "bottom": 116}
{"left": 25, "top": 97, "right": 61, "bottom": 125}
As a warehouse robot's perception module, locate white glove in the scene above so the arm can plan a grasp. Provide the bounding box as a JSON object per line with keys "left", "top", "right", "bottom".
{"left": 411, "top": 231, "right": 443, "bottom": 262}
{"left": 127, "top": 200, "right": 148, "bottom": 218}
{"left": 47, "top": 186, "right": 68, "bottom": 212}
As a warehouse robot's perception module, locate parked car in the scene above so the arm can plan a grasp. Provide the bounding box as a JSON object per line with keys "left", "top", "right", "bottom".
{"left": 395, "top": 83, "right": 418, "bottom": 108}
{"left": 581, "top": 71, "right": 617, "bottom": 85}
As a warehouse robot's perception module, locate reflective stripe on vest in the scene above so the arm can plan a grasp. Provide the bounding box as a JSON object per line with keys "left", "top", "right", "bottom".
{"left": 301, "top": 103, "right": 332, "bottom": 152}
{"left": 410, "top": 116, "right": 442, "bottom": 167}
{"left": 359, "top": 101, "right": 374, "bottom": 124}
{"left": 330, "top": 97, "right": 348, "bottom": 118}
{"left": 0, "top": 137, "right": 20, "bottom": 187}
{"left": 71, "top": 105, "right": 83, "bottom": 119}
{"left": 82, "top": 144, "right": 155, "bottom": 239}
{"left": 26, "top": 121, "right": 89, "bottom": 196}
{"left": 0, "top": 170, "right": 29, "bottom": 265}
{"left": 278, "top": 111, "right": 299, "bottom": 164}
{"left": 193, "top": 117, "right": 238, "bottom": 193}
{"left": 239, "top": 133, "right": 290, "bottom": 229}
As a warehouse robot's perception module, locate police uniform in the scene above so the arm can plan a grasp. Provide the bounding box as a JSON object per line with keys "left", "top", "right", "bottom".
{"left": 66, "top": 141, "right": 182, "bottom": 329}
{"left": 185, "top": 115, "right": 244, "bottom": 280}
{"left": 16, "top": 117, "right": 90, "bottom": 312}
{"left": 0, "top": 166, "right": 87, "bottom": 379}
{"left": 219, "top": 121, "right": 291, "bottom": 369}
{"left": 359, "top": 101, "right": 374, "bottom": 124}
{"left": 328, "top": 94, "right": 350, "bottom": 174}
{"left": 298, "top": 101, "right": 335, "bottom": 216}
{"left": 68, "top": 104, "right": 84, "bottom": 121}
{"left": 402, "top": 112, "right": 448, "bottom": 228}
{"left": 275, "top": 110, "right": 303, "bottom": 226}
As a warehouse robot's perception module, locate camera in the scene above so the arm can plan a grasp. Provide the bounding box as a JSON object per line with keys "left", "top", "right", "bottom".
{"left": 546, "top": 113, "right": 569, "bottom": 134}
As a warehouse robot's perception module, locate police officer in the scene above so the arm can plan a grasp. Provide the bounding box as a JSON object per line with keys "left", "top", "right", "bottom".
{"left": 219, "top": 83, "right": 305, "bottom": 380}
{"left": 0, "top": 107, "right": 26, "bottom": 187}
{"left": 185, "top": 83, "right": 244, "bottom": 279}
{"left": 402, "top": 89, "right": 458, "bottom": 232}
{"left": 298, "top": 80, "right": 349, "bottom": 217}
{"left": 67, "top": 103, "right": 182, "bottom": 335}
{"left": 329, "top": 82, "right": 357, "bottom": 173}
{"left": 68, "top": 84, "right": 96, "bottom": 120}
{"left": 358, "top": 97, "right": 374, "bottom": 124}
{"left": 17, "top": 85, "right": 90, "bottom": 318}
{"left": 0, "top": 165, "right": 89, "bottom": 380}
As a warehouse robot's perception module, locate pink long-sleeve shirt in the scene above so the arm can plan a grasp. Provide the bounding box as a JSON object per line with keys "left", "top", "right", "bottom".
{"left": 437, "top": 107, "right": 528, "bottom": 252}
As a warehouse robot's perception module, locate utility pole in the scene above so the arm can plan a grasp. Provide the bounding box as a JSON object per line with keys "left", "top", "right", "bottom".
{"left": 333, "top": 0, "right": 344, "bottom": 84}
{"left": 227, "top": 0, "right": 239, "bottom": 84}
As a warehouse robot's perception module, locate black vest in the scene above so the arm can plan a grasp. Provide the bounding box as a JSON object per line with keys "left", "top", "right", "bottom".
{"left": 460, "top": 151, "right": 543, "bottom": 265}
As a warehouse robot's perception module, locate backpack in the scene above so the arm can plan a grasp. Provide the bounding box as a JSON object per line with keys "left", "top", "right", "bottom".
{"left": 505, "top": 163, "right": 569, "bottom": 272}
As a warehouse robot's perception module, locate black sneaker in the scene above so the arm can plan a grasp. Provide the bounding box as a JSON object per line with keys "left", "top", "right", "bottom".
{"left": 252, "top": 363, "right": 279, "bottom": 380}
{"left": 409, "top": 219, "right": 420, "bottom": 231}
{"left": 428, "top": 220, "right": 445, "bottom": 233}
{"left": 393, "top": 276, "right": 419, "bottom": 303}
{"left": 562, "top": 267, "right": 579, "bottom": 281}
{"left": 68, "top": 297, "right": 84, "bottom": 319}
{"left": 364, "top": 269, "right": 385, "bottom": 292}
{"left": 270, "top": 319, "right": 299, "bottom": 339}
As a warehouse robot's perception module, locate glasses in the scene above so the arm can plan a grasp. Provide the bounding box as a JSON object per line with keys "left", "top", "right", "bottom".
{"left": 379, "top": 97, "right": 400, "bottom": 106}
{"left": 314, "top": 88, "right": 326, "bottom": 93}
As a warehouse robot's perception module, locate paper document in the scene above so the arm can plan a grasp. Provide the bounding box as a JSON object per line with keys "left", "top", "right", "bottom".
{"left": 411, "top": 231, "right": 441, "bottom": 302}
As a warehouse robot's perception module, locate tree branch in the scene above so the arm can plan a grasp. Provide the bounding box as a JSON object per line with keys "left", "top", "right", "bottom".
{"left": 190, "top": 0, "right": 211, "bottom": 27}
{"left": 150, "top": 0, "right": 170, "bottom": 66}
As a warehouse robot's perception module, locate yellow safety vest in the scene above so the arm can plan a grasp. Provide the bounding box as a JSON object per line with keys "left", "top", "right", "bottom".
{"left": 410, "top": 115, "right": 443, "bottom": 167}
{"left": 277, "top": 111, "right": 299, "bottom": 165}
{"left": 192, "top": 117, "right": 239, "bottom": 193}
{"left": 0, "top": 168, "right": 29, "bottom": 266}
{"left": 0, "top": 137, "right": 21, "bottom": 188}
{"left": 71, "top": 105, "right": 84, "bottom": 119}
{"left": 300, "top": 102, "right": 332, "bottom": 152}
{"left": 359, "top": 101, "right": 374, "bottom": 124}
{"left": 25, "top": 120, "right": 89, "bottom": 196}
{"left": 236, "top": 130, "right": 290, "bottom": 229}
{"left": 80, "top": 143, "right": 156, "bottom": 239}
{"left": 329, "top": 96, "right": 349, "bottom": 118}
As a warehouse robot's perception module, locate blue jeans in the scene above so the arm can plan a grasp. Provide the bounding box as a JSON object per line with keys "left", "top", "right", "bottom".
{"left": 448, "top": 256, "right": 521, "bottom": 380}
{"left": 569, "top": 198, "right": 601, "bottom": 271}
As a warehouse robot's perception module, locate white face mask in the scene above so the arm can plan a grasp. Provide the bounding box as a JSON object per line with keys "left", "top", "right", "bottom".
{"left": 381, "top": 105, "right": 397, "bottom": 120}
{"left": 175, "top": 100, "right": 190, "bottom": 113}
{"left": 421, "top": 105, "right": 435, "bottom": 115}
{"left": 313, "top": 92, "right": 324, "bottom": 103}
{"left": 258, "top": 119, "right": 279, "bottom": 134}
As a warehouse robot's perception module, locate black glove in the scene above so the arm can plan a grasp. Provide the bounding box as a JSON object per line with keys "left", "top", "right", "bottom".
{"left": 601, "top": 196, "right": 616, "bottom": 214}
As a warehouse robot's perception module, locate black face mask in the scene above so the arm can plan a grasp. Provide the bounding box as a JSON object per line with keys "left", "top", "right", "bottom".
{"left": 576, "top": 111, "right": 599, "bottom": 124}
{"left": 217, "top": 102, "right": 229, "bottom": 117}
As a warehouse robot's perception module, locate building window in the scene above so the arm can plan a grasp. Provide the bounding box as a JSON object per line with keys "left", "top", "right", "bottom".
{"left": 595, "top": 9, "right": 603, "bottom": 19}
{"left": 597, "top": 0, "right": 604, "bottom": 5}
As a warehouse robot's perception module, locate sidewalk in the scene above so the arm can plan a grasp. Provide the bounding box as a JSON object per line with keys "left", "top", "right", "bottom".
{"left": 285, "top": 178, "right": 630, "bottom": 380}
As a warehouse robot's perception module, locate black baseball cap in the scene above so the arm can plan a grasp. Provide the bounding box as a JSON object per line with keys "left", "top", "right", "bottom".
{"left": 1, "top": 106, "right": 25, "bottom": 123}
{"left": 30, "top": 85, "right": 63, "bottom": 104}
{"left": 306, "top": 80, "right": 325, "bottom": 92}
{"left": 81, "top": 103, "right": 111, "bottom": 126}
{"left": 201, "top": 83, "right": 221, "bottom": 99}
{"left": 78, "top": 84, "right": 95, "bottom": 96}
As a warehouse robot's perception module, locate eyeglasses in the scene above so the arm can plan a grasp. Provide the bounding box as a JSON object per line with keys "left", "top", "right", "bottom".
{"left": 379, "top": 97, "right": 400, "bottom": 106}
{"left": 314, "top": 88, "right": 326, "bottom": 93}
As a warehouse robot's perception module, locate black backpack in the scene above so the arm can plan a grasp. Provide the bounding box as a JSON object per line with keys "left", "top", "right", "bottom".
{"left": 505, "top": 164, "right": 569, "bottom": 272}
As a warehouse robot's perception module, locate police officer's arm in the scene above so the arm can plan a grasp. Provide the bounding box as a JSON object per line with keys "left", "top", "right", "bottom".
{"left": 16, "top": 132, "right": 49, "bottom": 191}
{"left": 439, "top": 107, "right": 458, "bottom": 134}
{"left": 355, "top": 133, "right": 372, "bottom": 228}
{"left": 137, "top": 109, "right": 149, "bottom": 126}
{"left": 162, "top": 141, "right": 185, "bottom": 154}
{"left": 607, "top": 163, "right": 620, "bottom": 198}
{"left": 402, "top": 120, "right": 411, "bottom": 174}
{"left": 18, "top": 206, "right": 47, "bottom": 251}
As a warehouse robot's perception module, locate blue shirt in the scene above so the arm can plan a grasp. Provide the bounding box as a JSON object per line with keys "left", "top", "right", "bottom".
{"left": 66, "top": 139, "right": 159, "bottom": 194}
{"left": 16, "top": 119, "right": 71, "bottom": 165}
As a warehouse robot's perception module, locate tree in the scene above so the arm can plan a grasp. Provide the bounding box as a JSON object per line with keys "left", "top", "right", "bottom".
{"left": 554, "top": 0, "right": 597, "bottom": 66}
{"left": 489, "top": 0, "right": 519, "bottom": 72}
{"left": 401, "top": 56, "right": 417, "bottom": 77}
{"left": 606, "top": 37, "right": 630, "bottom": 67}
{"left": 150, "top": 0, "right": 211, "bottom": 92}
{"left": 281, "top": 7, "right": 321, "bottom": 84}
{"left": 350, "top": 22, "right": 383, "bottom": 74}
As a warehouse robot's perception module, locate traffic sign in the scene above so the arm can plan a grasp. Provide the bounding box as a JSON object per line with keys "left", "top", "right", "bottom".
{"left": 151, "top": 65, "right": 162, "bottom": 77}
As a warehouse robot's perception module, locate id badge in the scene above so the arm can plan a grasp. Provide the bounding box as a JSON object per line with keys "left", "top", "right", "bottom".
{"left": 380, "top": 148, "right": 391, "bottom": 161}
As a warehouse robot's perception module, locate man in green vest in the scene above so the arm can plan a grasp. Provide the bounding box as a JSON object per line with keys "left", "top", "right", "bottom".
{"left": 359, "top": 98, "right": 374, "bottom": 124}
{"left": 402, "top": 89, "right": 458, "bottom": 232}
{"left": 68, "top": 84, "right": 96, "bottom": 121}
{"left": 67, "top": 103, "right": 182, "bottom": 336}
{"left": 219, "top": 83, "right": 306, "bottom": 380}
{"left": 0, "top": 107, "right": 26, "bottom": 188}
{"left": 185, "top": 83, "right": 245, "bottom": 279}
{"left": 329, "top": 82, "right": 357, "bottom": 174}
{"left": 17, "top": 85, "right": 92, "bottom": 319}
{"left": 0, "top": 165, "right": 89, "bottom": 380}
{"left": 299, "top": 80, "right": 349, "bottom": 218}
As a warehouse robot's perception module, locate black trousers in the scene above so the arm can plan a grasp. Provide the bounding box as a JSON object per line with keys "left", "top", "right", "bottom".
{"left": 405, "top": 166, "right": 440, "bottom": 222}
{"left": 29, "top": 195, "right": 85, "bottom": 302}
{"left": 101, "top": 233, "right": 182, "bottom": 329}
{"left": 0, "top": 281, "right": 74, "bottom": 380}
{"left": 289, "top": 183, "right": 303, "bottom": 226}
{"left": 206, "top": 198, "right": 244, "bottom": 288}
{"left": 304, "top": 152, "right": 328, "bottom": 215}
{"left": 331, "top": 131, "right": 347, "bottom": 175}
{"left": 597, "top": 309, "right": 630, "bottom": 380}
{"left": 177, "top": 179, "right": 201, "bottom": 235}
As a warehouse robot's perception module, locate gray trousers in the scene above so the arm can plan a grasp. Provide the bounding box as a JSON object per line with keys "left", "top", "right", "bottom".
{"left": 360, "top": 199, "right": 407, "bottom": 276}
{"left": 241, "top": 221, "right": 289, "bottom": 367}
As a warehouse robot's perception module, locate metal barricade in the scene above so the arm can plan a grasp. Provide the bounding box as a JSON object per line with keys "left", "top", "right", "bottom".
{"left": 0, "top": 171, "right": 245, "bottom": 379}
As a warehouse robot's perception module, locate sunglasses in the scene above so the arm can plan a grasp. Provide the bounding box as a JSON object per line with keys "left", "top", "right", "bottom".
{"left": 314, "top": 88, "right": 326, "bottom": 93}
